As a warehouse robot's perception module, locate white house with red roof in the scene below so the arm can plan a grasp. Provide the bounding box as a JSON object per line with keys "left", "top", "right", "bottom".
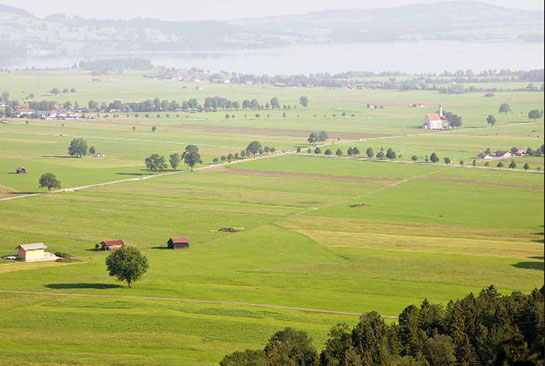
{"left": 423, "top": 106, "right": 448, "bottom": 130}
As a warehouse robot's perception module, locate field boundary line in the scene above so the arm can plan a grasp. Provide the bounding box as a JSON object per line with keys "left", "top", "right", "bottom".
{"left": 0, "top": 290, "right": 398, "bottom": 319}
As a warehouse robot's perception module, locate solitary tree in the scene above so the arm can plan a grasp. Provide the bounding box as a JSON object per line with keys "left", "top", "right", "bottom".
{"left": 68, "top": 138, "right": 88, "bottom": 158}
{"left": 497, "top": 162, "right": 504, "bottom": 168}
{"left": 314, "top": 147, "right": 322, "bottom": 154}
{"left": 336, "top": 149, "right": 343, "bottom": 156}
{"left": 324, "top": 149, "right": 332, "bottom": 155}
{"left": 430, "top": 152, "right": 440, "bottom": 163}
{"left": 151, "top": 126, "right": 157, "bottom": 133}
{"left": 132, "top": 126, "right": 136, "bottom": 132}
{"left": 352, "top": 147, "right": 360, "bottom": 156}
{"left": 182, "top": 145, "right": 201, "bottom": 170}
{"left": 145, "top": 154, "right": 168, "bottom": 174}
{"left": 366, "top": 147, "right": 374, "bottom": 158}
{"left": 299, "top": 96, "right": 309, "bottom": 108}
{"left": 499, "top": 103, "right": 512, "bottom": 116}
{"left": 509, "top": 160, "right": 517, "bottom": 169}
{"left": 486, "top": 115, "right": 497, "bottom": 127}
{"left": 89, "top": 146, "right": 96, "bottom": 155}
{"left": 411, "top": 155, "right": 418, "bottom": 161}
{"left": 169, "top": 153, "right": 181, "bottom": 171}
{"left": 524, "top": 163, "right": 530, "bottom": 170}
{"left": 105, "top": 247, "right": 149, "bottom": 288}
{"left": 39, "top": 173, "right": 61, "bottom": 193}
{"left": 444, "top": 157, "right": 452, "bottom": 164}
{"left": 528, "top": 109, "right": 543, "bottom": 122}
{"left": 246, "top": 141, "right": 262, "bottom": 157}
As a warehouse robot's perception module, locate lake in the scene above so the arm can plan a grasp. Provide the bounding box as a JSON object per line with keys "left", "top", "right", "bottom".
{"left": 2, "top": 41, "right": 544, "bottom": 74}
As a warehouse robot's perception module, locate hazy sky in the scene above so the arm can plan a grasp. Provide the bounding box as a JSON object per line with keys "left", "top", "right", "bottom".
{"left": 2, "top": 0, "right": 543, "bottom": 21}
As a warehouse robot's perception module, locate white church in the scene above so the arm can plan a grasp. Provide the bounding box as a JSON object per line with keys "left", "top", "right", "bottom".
{"left": 423, "top": 106, "right": 449, "bottom": 130}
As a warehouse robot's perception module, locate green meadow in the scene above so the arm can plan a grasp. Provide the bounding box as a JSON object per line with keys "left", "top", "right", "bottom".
{"left": 0, "top": 70, "right": 543, "bottom": 365}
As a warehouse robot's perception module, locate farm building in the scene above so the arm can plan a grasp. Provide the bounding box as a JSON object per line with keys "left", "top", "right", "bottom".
{"left": 16, "top": 243, "right": 56, "bottom": 262}
{"left": 423, "top": 107, "right": 448, "bottom": 130}
{"left": 219, "top": 227, "right": 237, "bottom": 232}
{"left": 101, "top": 240, "right": 124, "bottom": 251}
{"left": 511, "top": 147, "right": 525, "bottom": 156}
{"left": 16, "top": 167, "right": 26, "bottom": 174}
{"left": 167, "top": 237, "right": 189, "bottom": 249}
{"left": 495, "top": 151, "right": 512, "bottom": 158}
{"left": 477, "top": 153, "right": 493, "bottom": 160}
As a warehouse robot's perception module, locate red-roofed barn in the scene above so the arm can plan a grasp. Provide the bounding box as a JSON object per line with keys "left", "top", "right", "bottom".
{"left": 167, "top": 237, "right": 189, "bottom": 249}
{"left": 101, "top": 240, "right": 124, "bottom": 251}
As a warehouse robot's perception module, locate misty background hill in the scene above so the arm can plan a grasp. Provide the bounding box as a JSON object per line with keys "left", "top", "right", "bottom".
{"left": 0, "top": 1, "right": 543, "bottom": 61}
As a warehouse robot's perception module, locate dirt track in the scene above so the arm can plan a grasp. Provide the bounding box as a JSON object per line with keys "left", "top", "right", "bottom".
{"left": 208, "top": 166, "right": 402, "bottom": 185}
{"left": 419, "top": 176, "right": 544, "bottom": 190}
{"left": 0, "top": 290, "right": 398, "bottom": 319}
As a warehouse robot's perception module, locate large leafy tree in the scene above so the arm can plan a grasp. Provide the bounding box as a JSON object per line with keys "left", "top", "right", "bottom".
{"left": 169, "top": 153, "right": 181, "bottom": 171}
{"left": 39, "top": 173, "right": 61, "bottom": 193}
{"left": 145, "top": 154, "right": 168, "bottom": 173}
{"left": 246, "top": 141, "right": 262, "bottom": 157}
{"left": 68, "top": 138, "right": 88, "bottom": 158}
{"left": 182, "top": 145, "right": 201, "bottom": 170}
{"left": 105, "top": 247, "right": 149, "bottom": 288}
{"left": 499, "top": 103, "right": 512, "bottom": 116}
{"left": 487, "top": 114, "right": 497, "bottom": 127}
{"left": 299, "top": 96, "right": 309, "bottom": 107}
{"left": 528, "top": 109, "right": 543, "bottom": 122}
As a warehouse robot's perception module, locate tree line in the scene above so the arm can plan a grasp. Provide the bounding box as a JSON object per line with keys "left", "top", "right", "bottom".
{"left": 87, "top": 96, "right": 309, "bottom": 113}
{"left": 220, "top": 285, "right": 544, "bottom": 366}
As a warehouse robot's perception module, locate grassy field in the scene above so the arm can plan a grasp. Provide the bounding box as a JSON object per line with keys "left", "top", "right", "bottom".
{"left": 0, "top": 70, "right": 543, "bottom": 365}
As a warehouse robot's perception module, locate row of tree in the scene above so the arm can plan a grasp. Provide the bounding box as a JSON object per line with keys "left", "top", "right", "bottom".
{"left": 145, "top": 145, "right": 202, "bottom": 173}
{"left": 220, "top": 285, "right": 544, "bottom": 366}
{"left": 212, "top": 143, "right": 277, "bottom": 163}
{"left": 87, "top": 96, "right": 309, "bottom": 113}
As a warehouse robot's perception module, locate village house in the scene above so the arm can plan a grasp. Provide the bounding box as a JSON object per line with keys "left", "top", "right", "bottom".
{"left": 495, "top": 150, "right": 512, "bottom": 158}
{"left": 167, "top": 237, "right": 189, "bottom": 249}
{"left": 15, "top": 105, "right": 35, "bottom": 116}
{"left": 423, "top": 106, "right": 448, "bottom": 130}
{"left": 511, "top": 147, "right": 526, "bottom": 156}
{"left": 477, "top": 153, "right": 493, "bottom": 160}
{"left": 16, "top": 243, "right": 56, "bottom": 262}
{"left": 100, "top": 240, "right": 124, "bottom": 251}
{"left": 367, "top": 103, "right": 384, "bottom": 109}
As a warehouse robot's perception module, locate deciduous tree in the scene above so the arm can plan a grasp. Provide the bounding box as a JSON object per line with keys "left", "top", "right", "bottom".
{"left": 105, "top": 247, "right": 149, "bottom": 288}
{"left": 39, "top": 173, "right": 61, "bottom": 193}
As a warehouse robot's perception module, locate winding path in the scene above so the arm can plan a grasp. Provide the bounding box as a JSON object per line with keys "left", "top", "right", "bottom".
{"left": 0, "top": 290, "right": 398, "bottom": 319}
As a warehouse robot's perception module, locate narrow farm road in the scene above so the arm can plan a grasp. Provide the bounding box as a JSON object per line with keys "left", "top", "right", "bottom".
{"left": 0, "top": 290, "right": 398, "bottom": 319}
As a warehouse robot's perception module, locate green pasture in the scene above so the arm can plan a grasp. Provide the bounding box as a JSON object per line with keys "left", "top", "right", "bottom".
{"left": 0, "top": 70, "right": 543, "bottom": 365}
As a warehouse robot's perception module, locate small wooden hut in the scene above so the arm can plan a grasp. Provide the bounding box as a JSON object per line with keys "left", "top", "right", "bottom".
{"left": 16, "top": 167, "right": 26, "bottom": 174}
{"left": 167, "top": 237, "right": 189, "bottom": 249}
{"left": 218, "top": 227, "right": 237, "bottom": 232}
{"left": 101, "top": 240, "right": 124, "bottom": 251}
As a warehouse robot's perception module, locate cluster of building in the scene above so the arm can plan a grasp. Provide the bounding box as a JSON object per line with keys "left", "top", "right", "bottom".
{"left": 7, "top": 226, "right": 241, "bottom": 262}
{"left": 366, "top": 103, "right": 384, "bottom": 109}
{"left": 101, "top": 238, "right": 191, "bottom": 251}
{"left": 15, "top": 106, "right": 78, "bottom": 120}
{"left": 477, "top": 147, "right": 526, "bottom": 160}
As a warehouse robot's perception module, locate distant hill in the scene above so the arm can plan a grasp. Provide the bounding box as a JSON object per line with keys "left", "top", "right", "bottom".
{"left": 0, "top": 1, "right": 542, "bottom": 60}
